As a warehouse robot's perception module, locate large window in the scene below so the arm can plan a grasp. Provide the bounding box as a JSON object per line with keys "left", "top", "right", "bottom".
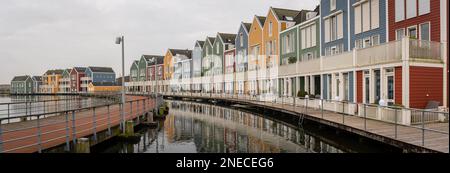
{"left": 324, "top": 13, "right": 343, "bottom": 43}
{"left": 407, "top": 26, "right": 417, "bottom": 39}
{"left": 354, "top": 0, "right": 379, "bottom": 34}
{"left": 282, "top": 32, "right": 295, "bottom": 54}
{"left": 406, "top": 0, "right": 417, "bottom": 19}
{"left": 418, "top": 0, "right": 430, "bottom": 15}
{"left": 301, "top": 24, "right": 317, "bottom": 49}
{"left": 420, "top": 23, "right": 430, "bottom": 41}
{"left": 239, "top": 33, "right": 244, "bottom": 47}
{"left": 395, "top": 0, "right": 405, "bottom": 22}
{"left": 330, "top": 0, "right": 336, "bottom": 11}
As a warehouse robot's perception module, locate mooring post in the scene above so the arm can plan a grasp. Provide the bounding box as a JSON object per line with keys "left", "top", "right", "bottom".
{"left": 75, "top": 138, "right": 90, "bottom": 153}
{"left": 125, "top": 121, "right": 134, "bottom": 136}
{"left": 7, "top": 104, "right": 10, "bottom": 124}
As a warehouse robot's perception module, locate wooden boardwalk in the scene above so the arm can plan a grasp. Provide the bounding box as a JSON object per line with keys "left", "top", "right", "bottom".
{"left": 165, "top": 94, "right": 449, "bottom": 153}
{"left": 0, "top": 96, "right": 155, "bottom": 153}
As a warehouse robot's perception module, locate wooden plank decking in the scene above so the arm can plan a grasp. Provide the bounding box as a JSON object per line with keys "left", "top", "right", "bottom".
{"left": 0, "top": 96, "right": 155, "bottom": 153}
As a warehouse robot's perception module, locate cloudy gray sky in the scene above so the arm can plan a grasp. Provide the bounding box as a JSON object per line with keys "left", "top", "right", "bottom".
{"left": 0, "top": 0, "right": 318, "bottom": 84}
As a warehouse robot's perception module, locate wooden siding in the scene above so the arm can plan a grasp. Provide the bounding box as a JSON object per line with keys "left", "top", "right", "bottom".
{"left": 409, "top": 66, "right": 443, "bottom": 108}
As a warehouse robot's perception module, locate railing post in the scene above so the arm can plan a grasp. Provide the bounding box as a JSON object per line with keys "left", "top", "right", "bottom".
{"left": 395, "top": 108, "right": 398, "bottom": 139}
{"left": 321, "top": 99, "right": 324, "bottom": 119}
{"left": 305, "top": 98, "right": 308, "bottom": 114}
{"left": 7, "top": 104, "right": 10, "bottom": 124}
{"left": 71, "top": 111, "right": 77, "bottom": 145}
{"left": 0, "top": 120, "right": 3, "bottom": 153}
{"left": 364, "top": 104, "right": 367, "bottom": 131}
{"left": 422, "top": 111, "right": 425, "bottom": 146}
{"left": 64, "top": 111, "right": 70, "bottom": 151}
{"left": 107, "top": 105, "right": 112, "bottom": 136}
{"left": 92, "top": 107, "right": 97, "bottom": 142}
{"left": 43, "top": 101, "right": 45, "bottom": 118}
{"left": 37, "top": 115, "right": 42, "bottom": 153}
{"left": 342, "top": 102, "right": 345, "bottom": 124}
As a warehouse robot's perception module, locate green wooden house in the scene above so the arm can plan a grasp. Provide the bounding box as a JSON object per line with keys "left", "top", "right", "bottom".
{"left": 10, "top": 75, "right": 33, "bottom": 94}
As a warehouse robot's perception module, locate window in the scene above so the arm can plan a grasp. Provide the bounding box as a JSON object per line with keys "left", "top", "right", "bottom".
{"left": 406, "top": 0, "right": 417, "bottom": 19}
{"left": 355, "top": 5, "right": 362, "bottom": 34}
{"left": 418, "top": 0, "right": 430, "bottom": 15}
{"left": 420, "top": 23, "right": 430, "bottom": 41}
{"left": 372, "top": 35, "right": 380, "bottom": 46}
{"left": 396, "top": 28, "right": 405, "bottom": 40}
{"left": 362, "top": 1, "right": 370, "bottom": 32}
{"left": 216, "top": 44, "right": 219, "bottom": 54}
{"left": 331, "top": 16, "right": 337, "bottom": 41}
{"left": 239, "top": 33, "right": 244, "bottom": 47}
{"left": 330, "top": 0, "right": 336, "bottom": 11}
{"left": 363, "top": 38, "right": 372, "bottom": 48}
{"left": 301, "top": 24, "right": 317, "bottom": 49}
{"left": 371, "top": 0, "right": 379, "bottom": 29}
{"left": 269, "top": 22, "right": 273, "bottom": 37}
{"left": 325, "top": 13, "right": 343, "bottom": 43}
{"left": 355, "top": 39, "right": 362, "bottom": 49}
{"left": 395, "top": 0, "right": 405, "bottom": 22}
{"left": 408, "top": 26, "right": 417, "bottom": 39}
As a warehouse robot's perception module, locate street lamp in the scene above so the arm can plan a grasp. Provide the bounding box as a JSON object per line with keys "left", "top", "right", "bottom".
{"left": 115, "top": 36, "right": 125, "bottom": 133}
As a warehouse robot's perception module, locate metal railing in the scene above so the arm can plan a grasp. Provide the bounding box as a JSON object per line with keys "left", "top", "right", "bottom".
{"left": 0, "top": 96, "right": 155, "bottom": 153}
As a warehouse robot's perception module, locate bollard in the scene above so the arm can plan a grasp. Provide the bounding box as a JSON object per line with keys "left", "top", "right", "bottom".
{"left": 75, "top": 138, "right": 90, "bottom": 153}
{"left": 124, "top": 121, "right": 134, "bottom": 137}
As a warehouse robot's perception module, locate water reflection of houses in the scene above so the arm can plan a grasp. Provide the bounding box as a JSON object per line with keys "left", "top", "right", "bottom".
{"left": 165, "top": 101, "right": 344, "bottom": 153}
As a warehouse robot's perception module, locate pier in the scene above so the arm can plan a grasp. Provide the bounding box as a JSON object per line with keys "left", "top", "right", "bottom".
{"left": 0, "top": 95, "right": 159, "bottom": 153}
{"left": 158, "top": 92, "right": 449, "bottom": 153}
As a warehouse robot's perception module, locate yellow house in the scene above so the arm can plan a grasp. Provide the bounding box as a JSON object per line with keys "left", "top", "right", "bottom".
{"left": 87, "top": 82, "right": 121, "bottom": 93}
{"left": 248, "top": 15, "right": 266, "bottom": 95}
{"left": 43, "top": 69, "right": 64, "bottom": 93}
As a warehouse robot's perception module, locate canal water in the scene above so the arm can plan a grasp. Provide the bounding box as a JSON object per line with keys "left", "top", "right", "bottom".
{"left": 93, "top": 100, "right": 402, "bottom": 153}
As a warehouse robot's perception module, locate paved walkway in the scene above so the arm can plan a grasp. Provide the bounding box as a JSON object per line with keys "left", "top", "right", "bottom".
{"left": 1, "top": 95, "right": 155, "bottom": 153}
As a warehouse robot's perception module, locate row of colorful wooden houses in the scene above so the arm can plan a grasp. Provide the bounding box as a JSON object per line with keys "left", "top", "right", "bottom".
{"left": 126, "top": 0, "right": 448, "bottom": 110}
{"left": 10, "top": 66, "right": 120, "bottom": 94}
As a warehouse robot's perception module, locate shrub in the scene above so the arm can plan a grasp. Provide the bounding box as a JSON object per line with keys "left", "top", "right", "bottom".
{"left": 297, "top": 90, "right": 308, "bottom": 98}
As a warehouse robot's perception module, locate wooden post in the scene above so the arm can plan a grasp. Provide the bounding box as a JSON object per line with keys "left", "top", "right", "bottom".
{"left": 125, "top": 121, "right": 134, "bottom": 137}
{"left": 75, "top": 138, "right": 90, "bottom": 153}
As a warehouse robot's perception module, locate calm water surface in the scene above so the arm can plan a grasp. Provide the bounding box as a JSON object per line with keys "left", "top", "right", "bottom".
{"left": 93, "top": 100, "right": 401, "bottom": 153}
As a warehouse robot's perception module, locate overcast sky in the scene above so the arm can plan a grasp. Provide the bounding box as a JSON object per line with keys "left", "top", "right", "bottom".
{"left": 0, "top": 0, "right": 318, "bottom": 84}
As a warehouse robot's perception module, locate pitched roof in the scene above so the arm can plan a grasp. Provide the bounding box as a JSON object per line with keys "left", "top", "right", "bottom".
{"left": 142, "top": 55, "right": 164, "bottom": 62}
{"left": 169, "top": 49, "right": 192, "bottom": 59}
{"left": 293, "top": 10, "right": 313, "bottom": 24}
{"left": 73, "top": 67, "right": 87, "bottom": 73}
{"left": 88, "top": 66, "right": 115, "bottom": 73}
{"left": 256, "top": 16, "right": 267, "bottom": 27}
{"left": 271, "top": 7, "right": 301, "bottom": 22}
{"left": 207, "top": 37, "right": 216, "bottom": 45}
{"left": 218, "top": 33, "right": 237, "bottom": 44}
{"left": 12, "top": 75, "right": 30, "bottom": 82}
{"left": 32, "top": 76, "right": 42, "bottom": 82}
{"left": 196, "top": 41, "right": 205, "bottom": 48}
{"left": 45, "top": 69, "right": 64, "bottom": 75}
{"left": 242, "top": 22, "right": 252, "bottom": 32}
{"left": 147, "top": 56, "right": 164, "bottom": 65}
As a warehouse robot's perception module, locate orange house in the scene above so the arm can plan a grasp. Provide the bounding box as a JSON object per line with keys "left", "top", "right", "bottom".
{"left": 248, "top": 15, "right": 266, "bottom": 71}
{"left": 163, "top": 49, "right": 174, "bottom": 80}
{"left": 262, "top": 7, "right": 300, "bottom": 68}
{"left": 42, "top": 69, "right": 64, "bottom": 93}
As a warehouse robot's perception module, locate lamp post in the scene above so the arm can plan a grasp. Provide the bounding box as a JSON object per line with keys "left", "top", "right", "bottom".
{"left": 115, "top": 36, "right": 126, "bottom": 133}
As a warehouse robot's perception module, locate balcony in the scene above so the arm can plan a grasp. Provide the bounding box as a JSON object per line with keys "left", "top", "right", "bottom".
{"left": 322, "top": 51, "right": 353, "bottom": 71}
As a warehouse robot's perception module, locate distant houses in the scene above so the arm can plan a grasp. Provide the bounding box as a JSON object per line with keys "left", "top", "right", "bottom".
{"left": 10, "top": 66, "right": 118, "bottom": 94}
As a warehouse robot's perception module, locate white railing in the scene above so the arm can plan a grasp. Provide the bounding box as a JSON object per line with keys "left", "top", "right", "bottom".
{"left": 356, "top": 40, "right": 403, "bottom": 67}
